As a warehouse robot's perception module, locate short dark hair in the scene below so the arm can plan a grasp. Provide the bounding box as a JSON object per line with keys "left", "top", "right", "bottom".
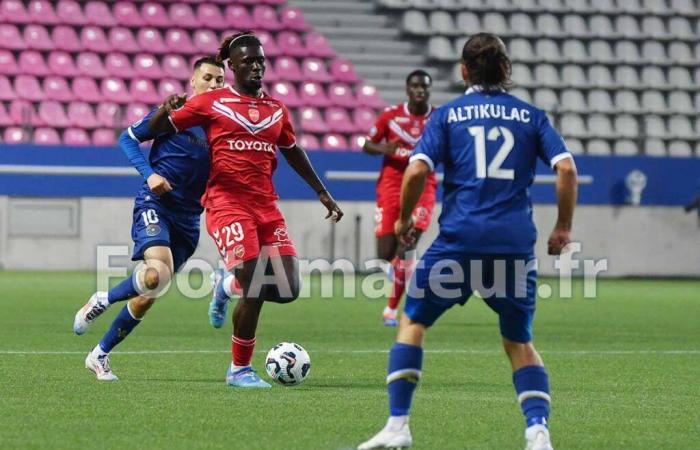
{"left": 216, "top": 31, "right": 262, "bottom": 64}
{"left": 406, "top": 69, "right": 432, "bottom": 85}
{"left": 461, "top": 33, "right": 512, "bottom": 91}
{"left": 193, "top": 56, "right": 224, "bottom": 71}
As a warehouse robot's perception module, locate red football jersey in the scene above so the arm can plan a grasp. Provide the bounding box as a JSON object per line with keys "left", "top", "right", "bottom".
{"left": 366, "top": 102, "right": 437, "bottom": 193}
{"left": 169, "top": 86, "right": 296, "bottom": 208}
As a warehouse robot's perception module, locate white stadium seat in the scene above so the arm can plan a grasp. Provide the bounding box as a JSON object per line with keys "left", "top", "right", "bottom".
{"left": 511, "top": 63, "right": 535, "bottom": 87}
{"left": 668, "top": 17, "right": 694, "bottom": 40}
{"left": 482, "top": 13, "right": 509, "bottom": 36}
{"left": 590, "top": 0, "right": 618, "bottom": 14}
{"left": 588, "top": 65, "right": 615, "bottom": 89}
{"left": 614, "top": 115, "right": 640, "bottom": 139}
{"left": 644, "top": 115, "right": 667, "bottom": 138}
{"left": 563, "top": 39, "right": 589, "bottom": 63}
{"left": 562, "top": 64, "right": 588, "bottom": 88}
{"left": 455, "top": 12, "right": 480, "bottom": 32}
{"left": 619, "top": 0, "right": 643, "bottom": 14}
{"left": 614, "top": 139, "right": 640, "bottom": 156}
{"left": 560, "top": 113, "right": 587, "bottom": 138}
{"left": 670, "top": 0, "right": 696, "bottom": 14}
{"left": 588, "top": 90, "right": 615, "bottom": 113}
{"left": 586, "top": 138, "right": 612, "bottom": 155}
{"left": 641, "top": 41, "right": 667, "bottom": 64}
{"left": 429, "top": 11, "right": 458, "bottom": 36}
{"left": 641, "top": 17, "right": 668, "bottom": 40}
{"left": 667, "top": 92, "right": 694, "bottom": 114}
{"left": 534, "top": 64, "right": 562, "bottom": 88}
{"left": 614, "top": 15, "right": 641, "bottom": 39}
{"left": 533, "top": 88, "right": 559, "bottom": 112}
{"left": 668, "top": 140, "right": 693, "bottom": 157}
{"left": 560, "top": 89, "right": 588, "bottom": 113}
{"left": 427, "top": 37, "right": 455, "bottom": 62}
{"left": 668, "top": 42, "right": 693, "bottom": 65}
{"left": 614, "top": 90, "right": 641, "bottom": 113}
{"left": 589, "top": 40, "right": 615, "bottom": 63}
{"left": 565, "top": 138, "right": 585, "bottom": 155}
{"left": 588, "top": 114, "right": 616, "bottom": 139}
{"left": 614, "top": 66, "right": 641, "bottom": 89}
{"left": 509, "top": 87, "right": 532, "bottom": 104}
{"left": 536, "top": 14, "right": 563, "bottom": 38}
{"left": 668, "top": 115, "right": 694, "bottom": 139}
{"left": 509, "top": 13, "right": 537, "bottom": 38}
{"left": 615, "top": 41, "right": 641, "bottom": 64}
{"left": 640, "top": 66, "right": 667, "bottom": 89}
{"left": 644, "top": 138, "right": 667, "bottom": 157}
{"left": 642, "top": 0, "right": 669, "bottom": 15}
{"left": 589, "top": 15, "right": 615, "bottom": 39}
{"left": 402, "top": 10, "right": 430, "bottom": 35}
{"left": 562, "top": 14, "right": 588, "bottom": 37}
{"left": 508, "top": 38, "right": 536, "bottom": 62}
{"left": 641, "top": 91, "right": 667, "bottom": 114}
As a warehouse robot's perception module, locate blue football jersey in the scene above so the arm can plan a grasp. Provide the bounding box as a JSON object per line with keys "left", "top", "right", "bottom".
{"left": 411, "top": 87, "right": 572, "bottom": 254}
{"left": 128, "top": 108, "right": 210, "bottom": 214}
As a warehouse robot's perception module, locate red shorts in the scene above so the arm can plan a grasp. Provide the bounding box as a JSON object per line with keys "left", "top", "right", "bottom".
{"left": 374, "top": 187, "right": 436, "bottom": 237}
{"left": 205, "top": 202, "right": 297, "bottom": 270}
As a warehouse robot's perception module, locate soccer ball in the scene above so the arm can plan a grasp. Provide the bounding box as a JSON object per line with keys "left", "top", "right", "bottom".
{"left": 265, "top": 342, "right": 311, "bottom": 386}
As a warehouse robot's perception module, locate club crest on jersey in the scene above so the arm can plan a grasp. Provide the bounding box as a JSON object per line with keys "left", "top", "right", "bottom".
{"left": 233, "top": 245, "right": 245, "bottom": 259}
{"left": 274, "top": 227, "right": 291, "bottom": 242}
{"left": 146, "top": 224, "right": 161, "bottom": 237}
{"left": 248, "top": 108, "right": 260, "bottom": 122}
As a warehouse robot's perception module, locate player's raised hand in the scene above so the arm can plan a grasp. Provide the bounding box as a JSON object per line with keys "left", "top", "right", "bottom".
{"left": 318, "top": 190, "right": 343, "bottom": 222}
{"left": 547, "top": 226, "right": 571, "bottom": 255}
{"left": 163, "top": 94, "right": 187, "bottom": 113}
{"left": 395, "top": 217, "right": 416, "bottom": 247}
{"left": 147, "top": 173, "right": 173, "bottom": 196}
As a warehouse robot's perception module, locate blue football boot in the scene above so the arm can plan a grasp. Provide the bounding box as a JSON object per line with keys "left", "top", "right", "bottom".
{"left": 226, "top": 366, "right": 271, "bottom": 388}
{"left": 208, "top": 269, "right": 229, "bottom": 328}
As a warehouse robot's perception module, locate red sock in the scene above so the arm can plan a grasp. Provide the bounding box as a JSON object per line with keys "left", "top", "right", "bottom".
{"left": 387, "top": 259, "right": 406, "bottom": 310}
{"left": 231, "top": 335, "right": 256, "bottom": 367}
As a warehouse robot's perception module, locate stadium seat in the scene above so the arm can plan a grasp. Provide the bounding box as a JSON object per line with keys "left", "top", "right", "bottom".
{"left": 614, "top": 115, "right": 640, "bottom": 139}
{"left": 18, "top": 51, "right": 48, "bottom": 76}
{"left": 125, "top": 103, "right": 150, "bottom": 126}
{"left": 38, "top": 101, "right": 70, "bottom": 127}
{"left": 304, "top": 32, "right": 336, "bottom": 58}
{"left": 348, "top": 134, "right": 365, "bottom": 152}
{"left": 64, "top": 128, "right": 91, "bottom": 146}
{"left": 588, "top": 90, "right": 615, "bottom": 113}
{"left": 299, "top": 133, "right": 320, "bottom": 150}
{"left": 92, "top": 129, "right": 116, "bottom": 146}
{"left": 263, "top": 63, "right": 279, "bottom": 82}
{"left": 302, "top": 58, "right": 332, "bottom": 83}
{"left": 509, "top": 13, "right": 536, "bottom": 38}
{"left": 128, "top": 79, "right": 158, "bottom": 104}
{"left": 224, "top": 5, "right": 254, "bottom": 30}
{"left": 0, "top": 102, "right": 11, "bottom": 127}
{"left": 68, "top": 102, "right": 98, "bottom": 128}
{"left": 560, "top": 65, "right": 586, "bottom": 89}
{"left": 134, "top": 54, "right": 163, "bottom": 79}
{"left": 325, "top": 107, "right": 356, "bottom": 134}
{"left": 614, "top": 66, "right": 641, "bottom": 89}
{"left": 613, "top": 139, "right": 639, "bottom": 156}
{"left": 563, "top": 39, "right": 590, "bottom": 63}
{"left": 114, "top": 1, "right": 144, "bottom": 27}
{"left": 402, "top": 10, "right": 430, "bottom": 36}
{"left": 101, "top": 77, "right": 131, "bottom": 104}
{"left": 27, "top": 0, "right": 59, "bottom": 25}
{"left": 644, "top": 138, "right": 667, "bottom": 157}
{"left": 540, "top": 0, "right": 567, "bottom": 12}
{"left": 560, "top": 113, "right": 586, "bottom": 138}
{"left": 667, "top": 91, "right": 694, "bottom": 115}
{"left": 668, "top": 115, "right": 694, "bottom": 140}
{"left": 56, "top": 0, "right": 87, "bottom": 26}
{"left": 615, "top": 15, "right": 641, "bottom": 39}
{"left": 586, "top": 139, "right": 612, "bottom": 156}
{"left": 43, "top": 76, "right": 73, "bottom": 102}
{"left": 33, "top": 127, "right": 61, "bottom": 145}
{"left": 352, "top": 107, "right": 376, "bottom": 133}
{"left": 533, "top": 89, "right": 558, "bottom": 112}
{"left": 0, "top": 25, "right": 25, "bottom": 50}
{"left": 270, "top": 81, "right": 302, "bottom": 107}
{"left": 668, "top": 67, "right": 693, "bottom": 89}
{"left": 196, "top": 3, "right": 227, "bottom": 30}
{"left": 427, "top": 37, "right": 454, "bottom": 62}
{"left": 356, "top": 84, "right": 385, "bottom": 108}
{"left": 328, "top": 83, "right": 355, "bottom": 108}
{"left": 48, "top": 51, "right": 78, "bottom": 77}
{"left": 0, "top": 50, "right": 17, "bottom": 75}
{"left": 641, "top": 16, "right": 668, "bottom": 40}
{"left": 162, "top": 55, "right": 190, "bottom": 79}
{"left": 668, "top": 140, "right": 693, "bottom": 157}
{"left": 278, "top": 31, "right": 310, "bottom": 57}
{"left": 0, "top": 74, "right": 18, "bottom": 100}
{"left": 138, "top": 28, "right": 167, "bottom": 54}
{"left": 590, "top": 40, "right": 618, "bottom": 64}
{"left": 330, "top": 59, "right": 358, "bottom": 83}
{"left": 588, "top": 65, "right": 615, "bottom": 89}
{"left": 104, "top": 53, "right": 133, "bottom": 79}
{"left": 590, "top": 0, "right": 617, "bottom": 14}
{"left": 299, "top": 107, "right": 327, "bottom": 134}
{"left": 321, "top": 133, "right": 348, "bottom": 151}
{"left": 256, "top": 31, "right": 281, "bottom": 57}
{"left": 50, "top": 27, "right": 79, "bottom": 53}
{"left": 158, "top": 79, "right": 183, "bottom": 98}
{"left": 450, "top": 62, "right": 465, "bottom": 87}
{"left": 165, "top": 29, "right": 197, "bottom": 55}
{"left": 76, "top": 52, "right": 107, "bottom": 77}
{"left": 564, "top": 138, "right": 584, "bottom": 155}
{"left": 96, "top": 102, "right": 122, "bottom": 128}
{"left": 141, "top": 2, "right": 170, "bottom": 28}
{"left": 2, "top": 0, "right": 30, "bottom": 24}
{"left": 85, "top": 1, "right": 115, "bottom": 27}
{"left": 614, "top": 91, "right": 641, "bottom": 113}
{"left": 560, "top": 89, "right": 587, "bottom": 113}
{"left": 641, "top": 91, "right": 667, "bottom": 114}
{"left": 169, "top": 3, "right": 198, "bottom": 29}
{"left": 562, "top": 14, "right": 588, "bottom": 37}
{"left": 274, "top": 57, "right": 303, "bottom": 82}
{"left": 668, "top": 42, "right": 693, "bottom": 65}
{"left": 644, "top": 115, "right": 667, "bottom": 139}
{"left": 482, "top": 13, "right": 508, "bottom": 37}
{"left": 534, "top": 65, "right": 561, "bottom": 88}
{"left": 509, "top": 88, "right": 531, "bottom": 103}
{"left": 300, "top": 82, "right": 330, "bottom": 108}
{"left": 590, "top": 15, "right": 616, "bottom": 39}
{"left": 511, "top": 63, "right": 534, "bottom": 88}
{"left": 193, "top": 29, "right": 218, "bottom": 54}
{"left": 9, "top": 100, "right": 39, "bottom": 125}
{"left": 24, "top": 25, "right": 54, "bottom": 51}
{"left": 3, "top": 127, "right": 29, "bottom": 143}
{"left": 14, "top": 75, "right": 43, "bottom": 102}
{"left": 588, "top": 114, "right": 615, "bottom": 139}
{"left": 671, "top": 0, "right": 696, "bottom": 14}
{"left": 280, "top": 7, "right": 309, "bottom": 31}
{"left": 507, "top": 39, "right": 535, "bottom": 63}
{"left": 253, "top": 5, "right": 284, "bottom": 31}
{"left": 108, "top": 28, "right": 140, "bottom": 54}
{"left": 537, "top": 14, "right": 563, "bottom": 38}
{"left": 641, "top": 41, "right": 667, "bottom": 64}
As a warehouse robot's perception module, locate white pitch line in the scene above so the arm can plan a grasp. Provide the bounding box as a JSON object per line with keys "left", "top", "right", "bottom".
{"left": 0, "top": 349, "right": 698, "bottom": 356}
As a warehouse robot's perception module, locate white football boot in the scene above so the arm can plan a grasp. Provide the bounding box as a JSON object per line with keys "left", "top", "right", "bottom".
{"left": 85, "top": 351, "right": 119, "bottom": 381}
{"left": 357, "top": 420, "right": 412, "bottom": 450}
{"left": 525, "top": 424, "right": 553, "bottom": 450}
{"left": 73, "top": 291, "right": 109, "bottom": 335}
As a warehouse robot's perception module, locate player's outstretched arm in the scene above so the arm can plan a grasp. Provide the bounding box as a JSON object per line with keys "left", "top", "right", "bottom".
{"left": 548, "top": 158, "right": 578, "bottom": 255}
{"left": 362, "top": 140, "right": 399, "bottom": 156}
{"left": 280, "top": 145, "right": 344, "bottom": 222}
{"left": 117, "top": 130, "right": 173, "bottom": 196}
{"left": 395, "top": 159, "right": 430, "bottom": 245}
{"left": 147, "top": 94, "right": 187, "bottom": 136}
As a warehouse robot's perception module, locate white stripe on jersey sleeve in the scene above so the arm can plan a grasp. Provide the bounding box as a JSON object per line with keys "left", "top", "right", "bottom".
{"left": 409, "top": 153, "right": 435, "bottom": 172}
{"left": 167, "top": 115, "right": 179, "bottom": 133}
{"left": 550, "top": 152, "right": 573, "bottom": 169}
{"left": 126, "top": 126, "right": 140, "bottom": 142}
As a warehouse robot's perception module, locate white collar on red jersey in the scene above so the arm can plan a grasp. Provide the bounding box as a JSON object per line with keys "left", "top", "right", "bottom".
{"left": 402, "top": 102, "right": 432, "bottom": 117}
{"left": 229, "top": 86, "right": 265, "bottom": 99}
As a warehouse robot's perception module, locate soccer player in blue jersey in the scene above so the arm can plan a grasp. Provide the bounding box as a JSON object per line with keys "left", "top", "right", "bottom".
{"left": 72, "top": 57, "right": 226, "bottom": 381}
{"left": 358, "top": 33, "right": 577, "bottom": 450}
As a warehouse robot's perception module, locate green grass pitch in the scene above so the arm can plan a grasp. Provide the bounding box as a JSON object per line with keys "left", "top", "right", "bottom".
{"left": 1, "top": 271, "right": 698, "bottom": 450}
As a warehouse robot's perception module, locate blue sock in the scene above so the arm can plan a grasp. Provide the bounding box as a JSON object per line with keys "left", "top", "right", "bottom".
{"left": 513, "top": 365, "right": 551, "bottom": 427}
{"left": 387, "top": 343, "right": 423, "bottom": 416}
{"left": 98, "top": 305, "right": 142, "bottom": 353}
{"left": 107, "top": 272, "right": 140, "bottom": 304}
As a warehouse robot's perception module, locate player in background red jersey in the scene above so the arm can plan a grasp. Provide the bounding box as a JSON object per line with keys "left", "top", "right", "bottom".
{"left": 363, "top": 70, "right": 436, "bottom": 327}
{"left": 149, "top": 32, "right": 343, "bottom": 388}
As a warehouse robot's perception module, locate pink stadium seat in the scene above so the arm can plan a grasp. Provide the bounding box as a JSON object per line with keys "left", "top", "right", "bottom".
{"left": 128, "top": 78, "right": 158, "bottom": 104}
{"left": 85, "top": 1, "right": 115, "bottom": 26}
{"left": 263, "top": 62, "right": 279, "bottom": 82}
{"left": 158, "top": 79, "right": 184, "bottom": 98}
{"left": 256, "top": 31, "right": 280, "bottom": 57}
{"left": 81, "top": 26, "right": 111, "bottom": 53}
{"left": 108, "top": 28, "right": 140, "bottom": 54}
{"left": 72, "top": 77, "right": 102, "bottom": 103}
{"left": 352, "top": 107, "right": 377, "bottom": 132}
{"left": 321, "top": 133, "right": 349, "bottom": 151}
{"left": 10, "top": 100, "right": 40, "bottom": 125}
{"left": 325, "top": 107, "right": 356, "bottom": 134}
{"left": 39, "top": 101, "right": 70, "bottom": 127}
{"left": 0, "top": 102, "right": 12, "bottom": 126}
{"left": 33, "top": 127, "right": 62, "bottom": 145}
{"left": 274, "top": 56, "right": 303, "bottom": 82}
{"left": 105, "top": 53, "right": 133, "bottom": 78}
{"left": 3, "top": 127, "right": 29, "bottom": 144}
{"left": 299, "top": 107, "right": 327, "bottom": 134}
{"left": 0, "top": 75, "right": 17, "bottom": 100}
{"left": 76, "top": 52, "right": 107, "bottom": 77}
{"left": 125, "top": 103, "right": 149, "bottom": 125}
{"left": 270, "top": 81, "right": 301, "bottom": 107}
{"left": 0, "top": 25, "right": 26, "bottom": 50}
{"left": 141, "top": 2, "right": 170, "bottom": 27}
{"left": 27, "top": 0, "right": 59, "bottom": 25}
{"left": 302, "top": 58, "right": 332, "bottom": 82}
{"left": 349, "top": 134, "right": 366, "bottom": 152}
{"left": 24, "top": 25, "right": 54, "bottom": 51}
{"left": 134, "top": 54, "right": 163, "bottom": 79}
{"left": 0, "top": 50, "right": 18, "bottom": 75}
{"left": 197, "top": 3, "right": 227, "bottom": 30}
{"left": 14, "top": 75, "right": 43, "bottom": 101}
{"left": 165, "top": 29, "right": 197, "bottom": 55}
{"left": 137, "top": 28, "right": 167, "bottom": 54}
{"left": 330, "top": 59, "right": 359, "bottom": 83}
{"left": 277, "top": 31, "right": 309, "bottom": 57}
{"left": 280, "top": 7, "right": 309, "bottom": 31}
{"left": 68, "top": 102, "right": 99, "bottom": 128}
{"left": 114, "top": 2, "right": 144, "bottom": 27}
{"left": 102, "top": 77, "right": 132, "bottom": 104}
{"left": 52, "top": 26, "right": 82, "bottom": 52}
{"left": 356, "top": 84, "right": 385, "bottom": 108}
{"left": 162, "top": 54, "right": 190, "bottom": 79}
{"left": 224, "top": 5, "right": 254, "bottom": 30}
{"left": 193, "top": 30, "right": 218, "bottom": 54}
{"left": 304, "top": 32, "right": 335, "bottom": 58}
{"left": 253, "top": 5, "right": 283, "bottom": 31}
{"left": 96, "top": 102, "right": 121, "bottom": 127}
{"left": 299, "top": 134, "right": 320, "bottom": 151}
{"left": 300, "top": 82, "right": 331, "bottom": 107}
{"left": 19, "top": 51, "right": 48, "bottom": 76}
{"left": 56, "top": 0, "right": 86, "bottom": 26}
{"left": 64, "top": 128, "right": 91, "bottom": 146}
{"left": 48, "top": 51, "right": 78, "bottom": 77}
{"left": 1, "top": 0, "right": 30, "bottom": 24}
{"left": 328, "top": 83, "right": 355, "bottom": 108}
{"left": 43, "top": 76, "right": 74, "bottom": 102}
{"left": 92, "top": 129, "right": 116, "bottom": 146}
{"left": 169, "top": 3, "right": 199, "bottom": 29}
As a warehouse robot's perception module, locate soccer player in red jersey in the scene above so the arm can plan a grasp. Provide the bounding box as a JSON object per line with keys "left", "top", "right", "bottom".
{"left": 362, "top": 70, "right": 436, "bottom": 327}
{"left": 148, "top": 31, "right": 343, "bottom": 388}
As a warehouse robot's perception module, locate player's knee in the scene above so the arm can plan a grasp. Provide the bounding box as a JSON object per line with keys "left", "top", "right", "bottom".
{"left": 143, "top": 267, "right": 160, "bottom": 290}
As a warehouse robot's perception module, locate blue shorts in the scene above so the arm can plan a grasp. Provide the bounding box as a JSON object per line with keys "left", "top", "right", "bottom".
{"left": 404, "top": 243, "right": 538, "bottom": 343}
{"left": 131, "top": 199, "right": 200, "bottom": 272}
